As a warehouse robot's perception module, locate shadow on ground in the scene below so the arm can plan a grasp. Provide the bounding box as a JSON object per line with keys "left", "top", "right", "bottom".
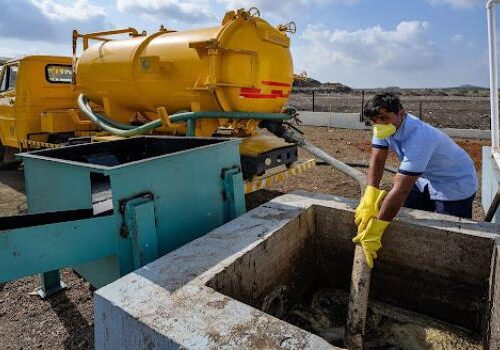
{"left": 48, "top": 290, "right": 93, "bottom": 350}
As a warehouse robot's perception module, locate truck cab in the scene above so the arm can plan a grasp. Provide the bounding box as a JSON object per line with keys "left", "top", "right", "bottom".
{"left": 0, "top": 56, "right": 94, "bottom": 164}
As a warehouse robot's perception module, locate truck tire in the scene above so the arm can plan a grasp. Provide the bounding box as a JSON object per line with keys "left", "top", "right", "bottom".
{"left": 0, "top": 142, "right": 20, "bottom": 170}
{"left": 0, "top": 142, "right": 4, "bottom": 163}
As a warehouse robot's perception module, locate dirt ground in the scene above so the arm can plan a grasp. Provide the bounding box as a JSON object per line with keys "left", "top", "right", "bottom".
{"left": 0, "top": 126, "right": 491, "bottom": 349}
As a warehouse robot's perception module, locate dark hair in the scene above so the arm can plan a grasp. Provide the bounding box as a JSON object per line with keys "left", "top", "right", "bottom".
{"left": 363, "top": 93, "right": 403, "bottom": 120}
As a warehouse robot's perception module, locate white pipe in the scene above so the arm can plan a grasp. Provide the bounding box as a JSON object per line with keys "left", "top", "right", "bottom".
{"left": 487, "top": 0, "right": 500, "bottom": 156}
{"left": 280, "top": 128, "right": 367, "bottom": 190}
{"left": 299, "top": 141, "right": 367, "bottom": 189}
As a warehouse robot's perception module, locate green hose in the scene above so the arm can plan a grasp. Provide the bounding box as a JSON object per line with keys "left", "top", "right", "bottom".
{"left": 168, "top": 111, "right": 292, "bottom": 136}
{"left": 78, "top": 94, "right": 291, "bottom": 137}
{"left": 91, "top": 111, "right": 135, "bottom": 130}
{"left": 78, "top": 95, "right": 162, "bottom": 136}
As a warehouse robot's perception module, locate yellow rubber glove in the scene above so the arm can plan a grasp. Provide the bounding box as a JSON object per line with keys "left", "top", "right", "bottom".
{"left": 354, "top": 186, "right": 387, "bottom": 234}
{"left": 352, "top": 218, "right": 390, "bottom": 269}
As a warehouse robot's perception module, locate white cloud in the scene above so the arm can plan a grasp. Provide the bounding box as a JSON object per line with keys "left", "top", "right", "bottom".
{"left": 292, "top": 21, "right": 447, "bottom": 87}
{"left": 427, "top": 0, "right": 480, "bottom": 9}
{"left": 451, "top": 33, "right": 464, "bottom": 44}
{"left": 298, "top": 21, "right": 441, "bottom": 72}
{"left": 217, "top": 0, "right": 358, "bottom": 20}
{"left": 0, "top": 0, "right": 111, "bottom": 43}
{"left": 117, "top": 0, "right": 216, "bottom": 24}
{"left": 0, "top": 38, "right": 70, "bottom": 58}
{"left": 31, "top": 0, "right": 106, "bottom": 21}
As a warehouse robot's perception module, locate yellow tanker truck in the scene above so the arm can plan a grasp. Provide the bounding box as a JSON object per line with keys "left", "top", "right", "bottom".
{"left": 0, "top": 8, "right": 312, "bottom": 183}
{"left": 0, "top": 56, "right": 95, "bottom": 163}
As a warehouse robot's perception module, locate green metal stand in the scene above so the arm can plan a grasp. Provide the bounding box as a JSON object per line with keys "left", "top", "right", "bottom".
{"left": 222, "top": 166, "right": 246, "bottom": 220}
{"left": 35, "top": 270, "right": 67, "bottom": 298}
{"left": 1, "top": 137, "right": 246, "bottom": 292}
{"left": 120, "top": 193, "right": 159, "bottom": 269}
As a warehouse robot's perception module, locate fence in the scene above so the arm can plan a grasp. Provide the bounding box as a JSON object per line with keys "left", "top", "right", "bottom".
{"left": 289, "top": 91, "right": 491, "bottom": 130}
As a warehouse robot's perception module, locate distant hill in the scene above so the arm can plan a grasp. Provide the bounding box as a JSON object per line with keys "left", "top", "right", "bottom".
{"left": 293, "top": 75, "right": 321, "bottom": 87}
{"left": 0, "top": 57, "right": 10, "bottom": 65}
{"left": 293, "top": 74, "right": 353, "bottom": 93}
{"left": 322, "top": 82, "right": 352, "bottom": 93}
{"left": 443, "top": 84, "right": 489, "bottom": 90}
{"left": 291, "top": 77, "right": 489, "bottom": 97}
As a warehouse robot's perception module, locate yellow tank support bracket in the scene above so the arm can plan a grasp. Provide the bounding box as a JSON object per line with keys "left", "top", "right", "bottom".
{"left": 244, "top": 159, "right": 316, "bottom": 193}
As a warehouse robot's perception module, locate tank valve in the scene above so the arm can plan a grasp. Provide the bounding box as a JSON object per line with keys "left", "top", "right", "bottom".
{"left": 248, "top": 7, "right": 261, "bottom": 17}
{"left": 278, "top": 22, "right": 297, "bottom": 34}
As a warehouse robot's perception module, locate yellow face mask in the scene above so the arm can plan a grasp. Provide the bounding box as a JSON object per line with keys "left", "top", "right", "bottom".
{"left": 373, "top": 124, "right": 396, "bottom": 139}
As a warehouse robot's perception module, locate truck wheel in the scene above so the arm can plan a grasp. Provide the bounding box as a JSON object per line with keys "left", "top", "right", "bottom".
{"left": 0, "top": 143, "right": 20, "bottom": 170}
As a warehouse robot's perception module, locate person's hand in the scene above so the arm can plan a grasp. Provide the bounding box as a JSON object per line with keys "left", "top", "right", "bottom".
{"left": 354, "top": 186, "right": 387, "bottom": 233}
{"left": 352, "top": 218, "right": 390, "bottom": 268}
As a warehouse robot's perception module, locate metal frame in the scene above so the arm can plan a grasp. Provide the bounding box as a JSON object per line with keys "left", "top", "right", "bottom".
{"left": 487, "top": 0, "right": 500, "bottom": 167}
{"left": 1, "top": 136, "right": 246, "bottom": 295}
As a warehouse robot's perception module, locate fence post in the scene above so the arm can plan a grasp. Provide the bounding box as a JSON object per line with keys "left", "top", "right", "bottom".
{"left": 360, "top": 90, "right": 365, "bottom": 122}
{"left": 419, "top": 101, "right": 423, "bottom": 120}
{"left": 312, "top": 90, "right": 316, "bottom": 112}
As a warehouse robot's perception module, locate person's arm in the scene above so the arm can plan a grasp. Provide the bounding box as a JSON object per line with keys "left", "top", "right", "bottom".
{"left": 377, "top": 173, "right": 418, "bottom": 221}
{"left": 367, "top": 147, "right": 388, "bottom": 188}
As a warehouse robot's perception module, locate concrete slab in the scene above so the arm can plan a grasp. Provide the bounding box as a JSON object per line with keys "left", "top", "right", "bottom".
{"left": 441, "top": 128, "right": 491, "bottom": 139}
{"left": 298, "top": 111, "right": 369, "bottom": 130}
{"left": 95, "top": 191, "right": 500, "bottom": 349}
{"left": 298, "top": 111, "right": 491, "bottom": 139}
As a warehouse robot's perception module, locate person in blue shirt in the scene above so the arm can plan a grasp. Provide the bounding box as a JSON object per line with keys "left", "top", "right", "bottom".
{"left": 353, "top": 93, "right": 478, "bottom": 268}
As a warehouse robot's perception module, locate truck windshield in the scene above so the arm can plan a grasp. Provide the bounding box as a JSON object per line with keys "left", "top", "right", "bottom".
{"left": 45, "top": 64, "right": 72, "bottom": 83}
{"left": 0, "top": 64, "right": 18, "bottom": 92}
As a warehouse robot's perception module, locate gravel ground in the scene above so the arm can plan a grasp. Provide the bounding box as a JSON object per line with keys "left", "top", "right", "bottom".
{"left": 0, "top": 126, "right": 491, "bottom": 349}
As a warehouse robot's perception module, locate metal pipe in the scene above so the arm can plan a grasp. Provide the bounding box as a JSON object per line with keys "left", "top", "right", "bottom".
{"left": 168, "top": 110, "right": 291, "bottom": 122}
{"left": 279, "top": 128, "right": 366, "bottom": 190}
{"left": 316, "top": 160, "right": 397, "bottom": 175}
{"left": 360, "top": 90, "right": 365, "bottom": 123}
{"left": 276, "top": 126, "right": 369, "bottom": 347}
{"left": 487, "top": 0, "right": 500, "bottom": 154}
{"left": 301, "top": 141, "right": 366, "bottom": 189}
{"left": 485, "top": 189, "right": 500, "bottom": 222}
{"left": 187, "top": 119, "right": 196, "bottom": 136}
{"left": 312, "top": 90, "right": 316, "bottom": 112}
{"left": 168, "top": 110, "right": 292, "bottom": 136}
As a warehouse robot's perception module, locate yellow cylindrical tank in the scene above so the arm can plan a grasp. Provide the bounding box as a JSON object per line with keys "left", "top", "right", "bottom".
{"left": 76, "top": 9, "right": 293, "bottom": 136}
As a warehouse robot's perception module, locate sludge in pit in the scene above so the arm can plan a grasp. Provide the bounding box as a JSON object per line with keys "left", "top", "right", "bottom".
{"left": 263, "top": 287, "right": 481, "bottom": 350}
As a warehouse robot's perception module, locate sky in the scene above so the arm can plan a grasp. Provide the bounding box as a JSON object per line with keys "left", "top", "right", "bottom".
{"left": 0, "top": 0, "right": 493, "bottom": 88}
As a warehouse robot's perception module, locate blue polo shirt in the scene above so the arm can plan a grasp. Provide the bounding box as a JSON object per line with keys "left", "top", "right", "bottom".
{"left": 372, "top": 113, "right": 478, "bottom": 201}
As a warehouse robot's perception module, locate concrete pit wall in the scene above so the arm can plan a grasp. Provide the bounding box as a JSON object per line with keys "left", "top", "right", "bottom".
{"left": 95, "top": 191, "right": 500, "bottom": 349}
{"left": 208, "top": 204, "right": 494, "bottom": 342}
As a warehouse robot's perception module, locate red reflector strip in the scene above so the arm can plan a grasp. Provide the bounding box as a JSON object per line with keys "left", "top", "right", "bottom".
{"left": 240, "top": 87, "right": 261, "bottom": 93}
{"left": 271, "top": 90, "right": 290, "bottom": 98}
{"left": 262, "top": 80, "right": 291, "bottom": 87}
{"left": 239, "top": 93, "right": 278, "bottom": 99}
{"left": 238, "top": 85, "right": 290, "bottom": 99}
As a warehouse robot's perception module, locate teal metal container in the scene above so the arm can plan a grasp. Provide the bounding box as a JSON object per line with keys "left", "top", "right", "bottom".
{"left": 1, "top": 136, "right": 245, "bottom": 291}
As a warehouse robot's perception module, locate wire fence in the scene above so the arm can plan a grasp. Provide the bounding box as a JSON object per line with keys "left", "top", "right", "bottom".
{"left": 289, "top": 91, "right": 492, "bottom": 130}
